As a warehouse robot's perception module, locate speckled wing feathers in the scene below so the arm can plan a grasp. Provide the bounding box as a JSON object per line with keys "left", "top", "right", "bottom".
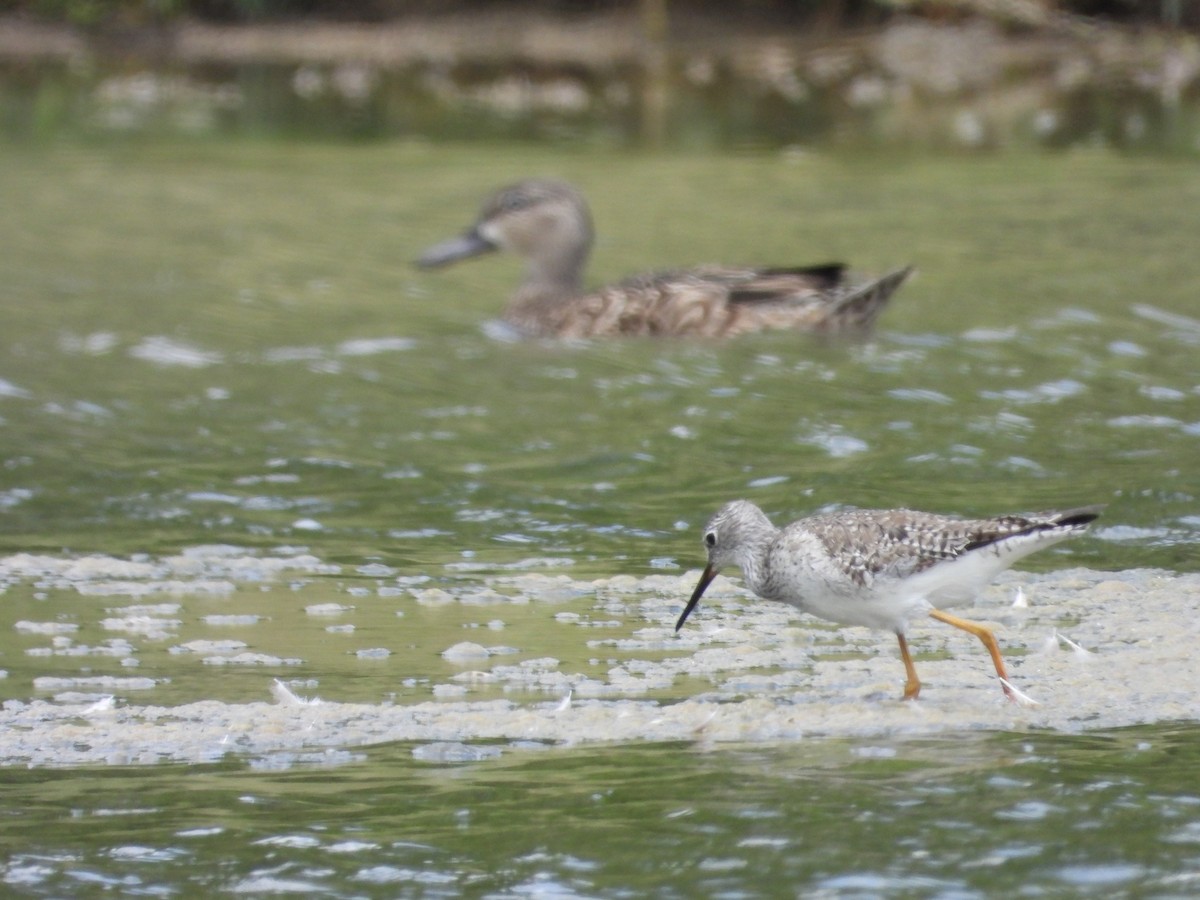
{"left": 796, "top": 507, "right": 1102, "bottom": 588}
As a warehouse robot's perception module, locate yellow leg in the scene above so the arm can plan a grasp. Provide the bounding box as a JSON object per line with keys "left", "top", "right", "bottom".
{"left": 928, "top": 608, "right": 1014, "bottom": 699}
{"left": 896, "top": 632, "right": 921, "bottom": 701}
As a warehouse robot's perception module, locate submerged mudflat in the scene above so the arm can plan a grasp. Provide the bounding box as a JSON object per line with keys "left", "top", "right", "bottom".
{"left": 1, "top": 549, "right": 1195, "bottom": 767}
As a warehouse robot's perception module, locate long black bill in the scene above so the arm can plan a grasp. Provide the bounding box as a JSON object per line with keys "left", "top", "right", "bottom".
{"left": 676, "top": 563, "right": 718, "bottom": 632}
{"left": 414, "top": 228, "right": 497, "bottom": 269}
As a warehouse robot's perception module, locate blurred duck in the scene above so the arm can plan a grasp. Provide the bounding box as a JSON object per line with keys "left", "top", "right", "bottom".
{"left": 416, "top": 178, "right": 913, "bottom": 340}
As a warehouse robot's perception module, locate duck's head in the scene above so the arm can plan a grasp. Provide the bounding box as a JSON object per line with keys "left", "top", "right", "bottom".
{"left": 416, "top": 179, "right": 593, "bottom": 288}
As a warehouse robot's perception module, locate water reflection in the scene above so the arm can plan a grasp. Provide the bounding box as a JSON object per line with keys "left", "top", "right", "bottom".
{"left": 1, "top": 727, "right": 1197, "bottom": 896}
{"left": 5, "top": 19, "right": 1200, "bottom": 152}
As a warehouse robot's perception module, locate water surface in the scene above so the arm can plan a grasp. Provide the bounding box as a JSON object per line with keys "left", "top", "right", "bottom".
{"left": 1, "top": 140, "right": 1198, "bottom": 896}
{"left": 1, "top": 143, "right": 1196, "bottom": 571}
{"left": 3, "top": 727, "right": 1199, "bottom": 896}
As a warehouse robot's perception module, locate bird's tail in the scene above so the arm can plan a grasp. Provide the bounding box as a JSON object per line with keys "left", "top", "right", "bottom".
{"left": 962, "top": 504, "right": 1105, "bottom": 558}
{"left": 823, "top": 265, "right": 915, "bottom": 334}
{"left": 1047, "top": 505, "right": 1106, "bottom": 529}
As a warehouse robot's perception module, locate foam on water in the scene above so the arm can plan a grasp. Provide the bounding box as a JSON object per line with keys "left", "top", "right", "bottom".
{"left": 0, "top": 546, "right": 1197, "bottom": 767}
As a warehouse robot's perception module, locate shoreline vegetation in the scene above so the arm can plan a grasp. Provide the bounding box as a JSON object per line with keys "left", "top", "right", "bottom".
{"left": 2, "top": 3, "right": 1198, "bottom": 150}
{"left": 2, "top": 1, "right": 1196, "bottom": 66}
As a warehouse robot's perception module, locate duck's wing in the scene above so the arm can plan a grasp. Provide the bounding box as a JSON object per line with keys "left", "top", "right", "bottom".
{"left": 724, "top": 263, "right": 847, "bottom": 300}
{"left": 554, "top": 263, "right": 911, "bottom": 338}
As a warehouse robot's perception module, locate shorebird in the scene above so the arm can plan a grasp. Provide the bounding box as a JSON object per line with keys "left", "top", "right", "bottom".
{"left": 676, "top": 500, "right": 1103, "bottom": 701}
{"left": 415, "top": 179, "right": 913, "bottom": 339}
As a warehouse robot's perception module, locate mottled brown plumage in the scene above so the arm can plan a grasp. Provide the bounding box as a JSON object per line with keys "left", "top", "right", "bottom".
{"left": 416, "top": 179, "right": 913, "bottom": 339}
{"left": 677, "top": 499, "right": 1104, "bottom": 701}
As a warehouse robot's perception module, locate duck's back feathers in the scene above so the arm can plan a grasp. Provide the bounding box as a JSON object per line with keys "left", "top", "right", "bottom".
{"left": 726, "top": 263, "right": 847, "bottom": 300}
{"left": 534, "top": 264, "right": 913, "bottom": 339}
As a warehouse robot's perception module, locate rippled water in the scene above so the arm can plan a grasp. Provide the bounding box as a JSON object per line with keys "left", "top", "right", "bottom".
{"left": 0, "top": 140, "right": 1198, "bottom": 893}
{"left": 4, "top": 728, "right": 1200, "bottom": 896}
{"left": 1, "top": 144, "right": 1197, "bottom": 571}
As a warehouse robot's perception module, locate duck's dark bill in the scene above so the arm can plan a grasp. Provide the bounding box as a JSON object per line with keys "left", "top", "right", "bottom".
{"left": 676, "top": 563, "right": 717, "bottom": 632}
{"left": 415, "top": 229, "right": 497, "bottom": 269}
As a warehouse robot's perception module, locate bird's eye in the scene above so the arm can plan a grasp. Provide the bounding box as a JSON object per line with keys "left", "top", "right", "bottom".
{"left": 704, "top": 532, "right": 716, "bottom": 548}
{"left": 500, "top": 193, "right": 532, "bottom": 213}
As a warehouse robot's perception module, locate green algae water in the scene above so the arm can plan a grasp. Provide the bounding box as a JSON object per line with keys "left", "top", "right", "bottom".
{"left": 3, "top": 728, "right": 1199, "bottom": 895}
{"left": 0, "top": 141, "right": 1198, "bottom": 894}
{"left": 0, "top": 143, "right": 1195, "bottom": 569}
